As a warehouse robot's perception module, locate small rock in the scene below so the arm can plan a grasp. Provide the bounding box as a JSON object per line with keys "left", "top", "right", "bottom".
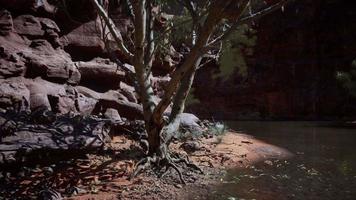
{"left": 66, "top": 186, "right": 86, "bottom": 196}
{"left": 43, "top": 167, "right": 54, "bottom": 175}
{"left": 180, "top": 141, "right": 201, "bottom": 153}
{"left": 264, "top": 160, "right": 273, "bottom": 166}
{"left": 31, "top": 167, "right": 42, "bottom": 173}
{"left": 0, "top": 10, "right": 13, "bottom": 36}
{"left": 104, "top": 108, "right": 121, "bottom": 122}
{"left": 17, "top": 170, "right": 26, "bottom": 177}
{"left": 39, "top": 188, "right": 63, "bottom": 200}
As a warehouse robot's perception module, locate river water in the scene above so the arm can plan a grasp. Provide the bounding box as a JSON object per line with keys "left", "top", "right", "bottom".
{"left": 208, "top": 121, "right": 356, "bottom": 200}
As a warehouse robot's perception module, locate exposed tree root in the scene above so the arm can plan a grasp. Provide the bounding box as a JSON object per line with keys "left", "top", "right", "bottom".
{"left": 130, "top": 144, "right": 203, "bottom": 184}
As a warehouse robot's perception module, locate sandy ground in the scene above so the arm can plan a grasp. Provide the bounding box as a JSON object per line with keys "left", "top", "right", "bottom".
{"left": 65, "top": 132, "right": 293, "bottom": 200}
{"left": 0, "top": 131, "right": 292, "bottom": 199}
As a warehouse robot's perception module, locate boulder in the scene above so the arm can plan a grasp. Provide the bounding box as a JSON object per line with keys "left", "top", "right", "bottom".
{"left": 119, "top": 82, "right": 138, "bottom": 103}
{"left": 24, "top": 78, "right": 99, "bottom": 114}
{"left": 0, "top": 0, "right": 56, "bottom": 15}
{"left": 104, "top": 108, "right": 121, "bottom": 122}
{"left": 0, "top": 9, "right": 13, "bottom": 36}
{"left": 0, "top": 78, "right": 98, "bottom": 115}
{"left": 0, "top": 16, "right": 80, "bottom": 83}
{"left": 25, "top": 39, "right": 81, "bottom": 84}
{"left": 177, "top": 113, "right": 204, "bottom": 135}
{"left": 76, "top": 86, "right": 143, "bottom": 119}
{"left": 13, "top": 15, "right": 44, "bottom": 37}
{"left": 178, "top": 113, "right": 201, "bottom": 128}
{"left": 25, "top": 78, "right": 68, "bottom": 111}
{"left": 60, "top": 19, "right": 106, "bottom": 60}
{"left": 102, "top": 90, "right": 129, "bottom": 102}
{"left": 76, "top": 93, "right": 98, "bottom": 115}
{"left": 76, "top": 57, "right": 125, "bottom": 89}
{"left": 0, "top": 47, "right": 26, "bottom": 78}
{"left": 0, "top": 12, "right": 27, "bottom": 78}
{"left": 151, "top": 75, "right": 171, "bottom": 98}
{"left": 0, "top": 77, "right": 30, "bottom": 111}
{"left": 0, "top": 113, "right": 111, "bottom": 164}
{"left": 13, "top": 15, "right": 61, "bottom": 48}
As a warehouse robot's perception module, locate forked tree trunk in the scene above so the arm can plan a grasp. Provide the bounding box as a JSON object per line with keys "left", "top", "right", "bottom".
{"left": 92, "top": 0, "right": 289, "bottom": 181}
{"left": 92, "top": 0, "right": 284, "bottom": 156}
{"left": 131, "top": 0, "right": 160, "bottom": 154}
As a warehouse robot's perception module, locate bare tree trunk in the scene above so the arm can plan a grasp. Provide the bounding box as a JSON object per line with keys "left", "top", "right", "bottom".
{"left": 131, "top": 0, "right": 155, "bottom": 118}
{"left": 131, "top": 0, "right": 162, "bottom": 154}
{"left": 169, "top": 0, "right": 200, "bottom": 122}
{"left": 152, "top": 12, "right": 220, "bottom": 125}
{"left": 169, "top": 57, "right": 202, "bottom": 122}
{"left": 145, "top": 0, "right": 155, "bottom": 70}
{"left": 149, "top": 13, "right": 220, "bottom": 155}
{"left": 91, "top": 0, "right": 133, "bottom": 59}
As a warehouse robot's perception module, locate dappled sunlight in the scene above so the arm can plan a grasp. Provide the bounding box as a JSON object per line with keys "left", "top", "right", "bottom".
{"left": 0, "top": 136, "right": 141, "bottom": 199}
{"left": 191, "top": 122, "right": 356, "bottom": 200}
{"left": 192, "top": 132, "right": 294, "bottom": 168}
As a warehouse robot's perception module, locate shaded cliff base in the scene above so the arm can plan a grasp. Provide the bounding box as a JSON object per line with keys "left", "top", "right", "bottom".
{"left": 0, "top": 131, "right": 292, "bottom": 200}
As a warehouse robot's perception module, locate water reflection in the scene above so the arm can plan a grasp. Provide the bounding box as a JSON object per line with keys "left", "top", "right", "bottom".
{"left": 209, "top": 121, "right": 356, "bottom": 200}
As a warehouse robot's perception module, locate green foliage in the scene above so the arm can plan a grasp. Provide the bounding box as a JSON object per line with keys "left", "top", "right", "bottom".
{"left": 153, "top": 9, "right": 195, "bottom": 60}
{"left": 169, "top": 14, "right": 194, "bottom": 44}
{"left": 336, "top": 60, "right": 356, "bottom": 98}
{"left": 216, "top": 24, "right": 257, "bottom": 81}
{"left": 204, "top": 121, "right": 228, "bottom": 144}
{"left": 205, "top": 121, "right": 228, "bottom": 136}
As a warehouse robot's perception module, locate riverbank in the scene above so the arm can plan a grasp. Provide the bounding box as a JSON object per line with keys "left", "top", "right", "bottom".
{"left": 0, "top": 131, "right": 292, "bottom": 199}
{"left": 68, "top": 132, "right": 292, "bottom": 200}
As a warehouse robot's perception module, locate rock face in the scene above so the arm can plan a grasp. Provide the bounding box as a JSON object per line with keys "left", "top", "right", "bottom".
{"left": 0, "top": 112, "right": 112, "bottom": 164}
{"left": 0, "top": 77, "right": 30, "bottom": 111}
{"left": 188, "top": 0, "right": 356, "bottom": 120}
{"left": 13, "top": 15, "right": 61, "bottom": 48}
{"left": 76, "top": 57, "right": 126, "bottom": 89}
{"left": 61, "top": 19, "right": 106, "bottom": 61}
{"left": 0, "top": 14, "right": 80, "bottom": 83}
{"left": 0, "top": 5, "right": 146, "bottom": 119}
{"left": 0, "top": 2, "right": 148, "bottom": 163}
{"left": 0, "top": 0, "right": 56, "bottom": 14}
{"left": 0, "top": 0, "right": 208, "bottom": 168}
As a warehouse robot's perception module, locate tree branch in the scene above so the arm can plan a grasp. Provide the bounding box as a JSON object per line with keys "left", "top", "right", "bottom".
{"left": 206, "top": 0, "right": 290, "bottom": 48}
{"left": 239, "top": 0, "right": 291, "bottom": 25}
{"left": 152, "top": 5, "right": 225, "bottom": 124}
{"left": 131, "top": 0, "right": 156, "bottom": 122}
{"left": 145, "top": 0, "right": 155, "bottom": 69}
{"left": 91, "top": 0, "right": 134, "bottom": 60}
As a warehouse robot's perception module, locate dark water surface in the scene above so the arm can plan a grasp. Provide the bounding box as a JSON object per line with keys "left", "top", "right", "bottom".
{"left": 204, "top": 121, "right": 356, "bottom": 200}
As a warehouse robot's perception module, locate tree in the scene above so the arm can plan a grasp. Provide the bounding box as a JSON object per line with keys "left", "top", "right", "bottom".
{"left": 90, "top": 0, "right": 290, "bottom": 183}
